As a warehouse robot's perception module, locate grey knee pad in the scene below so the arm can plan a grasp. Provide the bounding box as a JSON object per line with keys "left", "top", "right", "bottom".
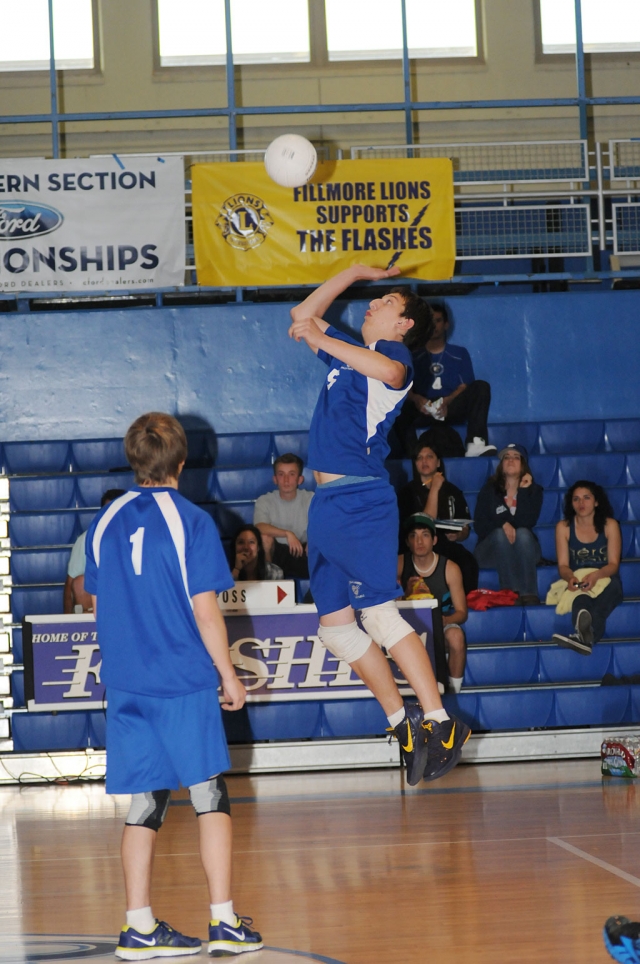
{"left": 189, "top": 774, "right": 230, "bottom": 817}
{"left": 359, "top": 601, "right": 413, "bottom": 651}
{"left": 317, "top": 621, "right": 371, "bottom": 663}
{"left": 125, "top": 790, "right": 171, "bottom": 832}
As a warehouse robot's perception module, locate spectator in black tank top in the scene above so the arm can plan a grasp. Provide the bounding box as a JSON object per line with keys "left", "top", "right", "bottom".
{"left": 398, "top": 513, "right": 467, "bottom": 693}
{"left": 397, "top": 437, "right": 479, "bottom": 594}
{"left": 552, "top": 481, "right": 623, "bottom": 655}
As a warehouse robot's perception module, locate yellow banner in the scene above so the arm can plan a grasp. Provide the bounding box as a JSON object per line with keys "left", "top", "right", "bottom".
{"left": 192, "top": 157, "right": 455, "bottom": 285}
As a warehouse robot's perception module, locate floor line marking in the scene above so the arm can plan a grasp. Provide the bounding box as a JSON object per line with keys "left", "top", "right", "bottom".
{"left": 548, "top": 836, "right": 640, "bottom": 888}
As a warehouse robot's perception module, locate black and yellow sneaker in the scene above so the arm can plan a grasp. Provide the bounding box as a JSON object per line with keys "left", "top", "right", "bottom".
{"left": 389, "top": 702, "right": 430, "bottom": 787}
{"left": 422, "top": 715, "right": 471, "bottom": 782}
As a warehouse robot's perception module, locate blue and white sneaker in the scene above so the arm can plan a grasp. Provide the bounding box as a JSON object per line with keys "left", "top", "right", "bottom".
{"left": 115, "top": 920, "right": 202, "bottom": 960}
{"left": 208, "top": 915, "right": 263, "bottom": 957}
{"left": 604, "top": 916, "right": 640, "bottom": 964}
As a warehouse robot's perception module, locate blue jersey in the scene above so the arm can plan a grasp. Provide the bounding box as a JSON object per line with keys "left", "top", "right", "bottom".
{"left": 84, "top": 486, "right": 234, "bottom": 698}
{"left": 412, "top": 342, "right": 475, "bottom": 399}
{"left": 307, "top": 326, "right": 413, "bottom": 477}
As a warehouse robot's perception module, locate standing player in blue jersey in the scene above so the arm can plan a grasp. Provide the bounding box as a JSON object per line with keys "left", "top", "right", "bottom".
{"left": 84, "top": 413, "right": 262, "bottom": 960}
{"left": 289, "top": 265, "right": 471, "bottom": 786}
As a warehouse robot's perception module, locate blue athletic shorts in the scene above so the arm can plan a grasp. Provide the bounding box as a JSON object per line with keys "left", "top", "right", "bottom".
{"left": 105, "top": 686, "right": 231, "bottom": 795}
{"left": 307, "top": 478, "right": 402, "bottom": 616}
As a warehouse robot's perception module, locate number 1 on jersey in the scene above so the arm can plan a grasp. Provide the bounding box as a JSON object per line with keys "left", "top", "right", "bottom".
{"left": 130, "top": 527, "right": 145, "bottom": 575}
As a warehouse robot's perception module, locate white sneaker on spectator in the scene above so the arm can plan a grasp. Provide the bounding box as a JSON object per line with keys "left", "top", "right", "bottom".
{"left": 465, "top": 437, "right": 497, "bottom": 457}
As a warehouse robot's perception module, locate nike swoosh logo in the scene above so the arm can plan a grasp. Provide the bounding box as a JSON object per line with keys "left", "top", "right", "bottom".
{"left": 130, "top": 936, "right": 157, "bottom": 946}
{"left": 224, "top": 928, "right": 246, "bottom": 940}
{"left": 402, "top": 726, "right": 413, "bottom": 755}
{"left": 442, "top": 724, "right": 456, "bottom": 750}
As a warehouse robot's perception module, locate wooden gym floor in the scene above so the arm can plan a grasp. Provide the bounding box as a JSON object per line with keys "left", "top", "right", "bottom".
{"left": 1, "top": 759, "right": 639, "bottom": 964}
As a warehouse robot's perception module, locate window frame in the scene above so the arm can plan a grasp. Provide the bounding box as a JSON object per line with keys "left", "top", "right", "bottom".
{"left": 0, "top": 0, "right": 101, "bottom": 81}
{"left": 534, "top": 0, "right": 640, "bottom": 64}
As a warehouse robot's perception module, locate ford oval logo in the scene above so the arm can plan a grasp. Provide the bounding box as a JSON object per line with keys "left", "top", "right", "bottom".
{"left": 0, "top": 201, "right": 64, "bottom": 240}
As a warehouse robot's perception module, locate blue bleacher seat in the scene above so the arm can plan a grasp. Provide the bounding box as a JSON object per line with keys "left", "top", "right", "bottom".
{"left": 537, "top": 568, "right": 556, "bottom": 598}
{"left": 71, "top": 439, "right": 128, "bottom": 472}
{"left": 12, "top": 586, "right": 63, "bottom": 621}
{"left": 9, "top": 477, "right": 76, "bottom": 512}
{"left": 553, "top": 686, "right": 629, "bottom": 727}
{"left": 465, "top": 492, "right": 477, "bottom": 514}
{"left": 557, "top": 454, "right": 626, "bottom": 488}
{"left": 631, "top": 527, "right": 640, "bottom": 558}
{"left": 626, "top": 454, "right": 640, "bottom": 485}
{"left": 214, "top": 433, "right": 273, "bottom": 468}
{"left": 621, "top": 524, "right": 636, "bottom": 558}
{"left": 11, "top": 668, "right": 24, "bottom": 707}
{"left": 528, "top": 456, "right": 558, "bottom": 488}
{"left": 477, "top": 569, "right": 500, "bottom": 591}
{"left": 465, "top": 529, "right": 478, "bottom": 551}
{"left": 477, "top": 689, "right": 554, "bottom": 729}
{"left": 10, "top": 511, "right": 78, "bottom": 548}
{"left": 387, "top": 460, "right": 412, "bottom": 491}
{"left": 444, "top": 458, "right": 490, "bottom": 492}
{"left": 442, "top": 691, "right": 480, "bottom": 729}
{"left": 75, "top": 472, "right": 133, "bottom": 508}
{"left": 3, "top": 441, "right": 71, "bottom": 475}
{"left": 620, "top": 561, "right": 640, "bottom": 596}
{"left": 11, "top": 548, "right": 70, "bottom": 585}
{"left": 603, "top": 604, "right": 640, "bottom": 639}
{"left": 272, "top": 432, "right": 309, "bottom": 463}
{"left": 605, "top": 419, "right": 640, "bottom": 453}
{"left": 11, "top": 626, "right": 23, "bottom": 664}
{"left": 540, "top": 420, "right": 604, "bottom": 455}
{"left": 608, "top": 487, "right": 628, "bottom": 521}
{"left": 488, "top": 423, "right": 540, "bottom": 456}
{"left": 11, "top": 712, "right": 92, "bottom": 752}
{"left": 624, "top": 488, "right": 640, "bottom": 522}
{"left": 538, "top": 490, "right": 560, "bottom": 525}
{"left": 535, "top": 527, "right": 557, "bottom": 560}
{"left": 321, "top": 698, "right": 388, "bottom": 738}
{"left": 465, "top": 646, "right": 538, "bottom": 686}
{"left": 246, "top": 702, "right": 321, "bottom": 741}
{"left": 611, "top": 641, "right": 640, "bottom": 677}
{"left": 538, "top": 644, "right": 613, "bottom": 683}
{"left": 464, "top": 607, "right": 524, "bottom": 644}
{"left": 178, "top": 467, "right": 213, "bottom": 504}
{"left": 214, "top": 466, "right": 275, "bottom": 502}
{"left": 524, "top": 607, "right": 572, "bottom": 641}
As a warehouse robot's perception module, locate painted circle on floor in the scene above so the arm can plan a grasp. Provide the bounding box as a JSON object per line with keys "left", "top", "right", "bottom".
{"left": 0, "top": 936, "right": 347, "bottom": 964}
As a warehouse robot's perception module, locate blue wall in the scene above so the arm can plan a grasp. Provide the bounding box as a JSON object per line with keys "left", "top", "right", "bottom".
{"left": 1, "top": 289, "right": 639, "bottom": 442}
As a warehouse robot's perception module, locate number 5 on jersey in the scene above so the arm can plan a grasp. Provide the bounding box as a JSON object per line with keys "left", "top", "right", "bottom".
{"left": 130, "top": 527, "right": 145, "bottom": 575}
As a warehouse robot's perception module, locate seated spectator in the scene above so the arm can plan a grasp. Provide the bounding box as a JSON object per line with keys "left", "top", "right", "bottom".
{"left": 552, "top": 480, "right": 623, "bottom": 655}
{"left": 473, "top": 444, "right": 543, "bottom": 605}
{"left": 253, "top": 453, "right": 313, "bottom": 579}
{"left": 397, "top": 436, "right": 478, "bottom": 594}
{"left": 63, "top": 488, "right": 126, "bottom": 613}
{"left": 398, "top": 513, "right": 467, "bottom": 694}
{"left": 393, "top": 302, "right": 496, "bottom": 458}
{"left": 231, "top": 525, "right": 283, "bottom": 581}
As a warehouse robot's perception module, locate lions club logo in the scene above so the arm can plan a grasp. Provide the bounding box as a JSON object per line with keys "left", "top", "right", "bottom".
{"left": 216, "top": 193, "right": 273, "bottom": 250}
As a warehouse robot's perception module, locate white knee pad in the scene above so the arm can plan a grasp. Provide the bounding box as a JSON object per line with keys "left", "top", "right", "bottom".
{"left": 359, "top": 601, "right": 413, "bottom": 651}
{"left": 318, "top": 621, "right": 372, "bottom": 663}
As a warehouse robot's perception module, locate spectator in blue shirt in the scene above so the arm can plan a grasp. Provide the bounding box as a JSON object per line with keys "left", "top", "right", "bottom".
{"left": 393, "top": 303, "right": 496, "bottom": 458}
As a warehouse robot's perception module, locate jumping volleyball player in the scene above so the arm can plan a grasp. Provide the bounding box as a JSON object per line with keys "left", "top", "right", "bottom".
{"left": 84, "top": 413, "right": 262, "bottom": 959}
{"left": 289, "top": 264, "right": 471, "bottom": 785}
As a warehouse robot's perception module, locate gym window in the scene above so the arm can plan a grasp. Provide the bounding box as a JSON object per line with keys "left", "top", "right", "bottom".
{"left": 540, "top": 0, "right": 640, "bottom": 54}
{"left": 157, "top": 0, "right": 311, "bottom": 66}
{"left": 0, "top": 0, "right": 95, "bottom": 71}
{"left": 324, "top": 0, "right": 478, "bottom": 62}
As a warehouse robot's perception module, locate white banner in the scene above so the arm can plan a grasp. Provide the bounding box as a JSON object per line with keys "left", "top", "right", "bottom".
{"left": 0, "top": 156, "right": 185, "bottom": 292}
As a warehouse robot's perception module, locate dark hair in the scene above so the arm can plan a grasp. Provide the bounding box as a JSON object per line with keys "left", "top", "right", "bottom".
{"left": 234, "top": 524, "right": 268, "bottom": 580}
{"left": 101, "top": 488, "right": 126, "bottom": 507}
{"left": 273, "top": 452, "right": 303, "bottom": 475}
{"left": 428, "top": 301, "right": 449, "bottom": 324}
{"left": 125, "top": 412, "right": 188, "bottom": 484}
{"left": 563, "top": 480, "right": 615, "bottom": 534}
{"left": 491, "top": 450, "right": 534, "bottom": 495}
{"left": 388, "top": 287, "right": 434, "bottom": 350}
{"left": 411, "top": 436, "right": 446, "bottom": 482}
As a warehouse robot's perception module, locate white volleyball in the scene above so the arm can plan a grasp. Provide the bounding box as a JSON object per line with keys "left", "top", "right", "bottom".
{"left": 264, "top": 134, "right": 318, "bottom": 188}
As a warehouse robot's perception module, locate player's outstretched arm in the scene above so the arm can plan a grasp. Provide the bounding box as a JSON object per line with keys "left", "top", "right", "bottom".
{"left": 193, "top": 590, "right": 246, "bottom": 710}
{"left": 289, "top": 263, "right": 401, "bottom": 325}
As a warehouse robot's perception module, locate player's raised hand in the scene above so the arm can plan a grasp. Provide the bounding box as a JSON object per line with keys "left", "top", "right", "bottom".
{"left": 353, "top": 264, "right": 402, "bottom": 281}
{"left": 288, "top": 315, "right": 326, "bottom": 350}
{"left": 220, "top": 672, "right": 246, "bottom": 711}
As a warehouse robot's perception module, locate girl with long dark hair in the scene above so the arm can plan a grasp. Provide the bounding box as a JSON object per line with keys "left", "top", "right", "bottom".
{"left": 231, "top": 525, "right": 283, "bottom": 581}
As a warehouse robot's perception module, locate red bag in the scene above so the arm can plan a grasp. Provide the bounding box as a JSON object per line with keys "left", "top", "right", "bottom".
{"left": 466, "top": 589, "right": 520, "bottom": 611}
